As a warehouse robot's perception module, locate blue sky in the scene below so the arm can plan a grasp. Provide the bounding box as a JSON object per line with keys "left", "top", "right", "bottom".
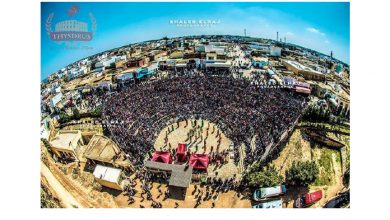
{"left": 41, "top": 2, "right": 350, "bottom": 79}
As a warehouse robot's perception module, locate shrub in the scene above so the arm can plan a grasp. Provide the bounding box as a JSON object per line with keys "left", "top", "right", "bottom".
{"left": 246, "top": 165, "right": 284, "bottom": 188}
{"left": 285, "top": 161, "right": 319, "bottom": 186}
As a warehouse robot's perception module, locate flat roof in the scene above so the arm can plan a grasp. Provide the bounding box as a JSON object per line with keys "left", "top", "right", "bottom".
{"left": 93, "top": 164, "right": 121, "bottom": 183}
{"left": 169, "top": 165, "right": 193, "bottom": 188}
{"left": 145, "top": 161, "right": 193, "bottom": 188}
{"left": 50, "top": 130, "right": 81, "bottom": 151}
{"left": 283, "top": 59, "right": 322, "bottom": 74}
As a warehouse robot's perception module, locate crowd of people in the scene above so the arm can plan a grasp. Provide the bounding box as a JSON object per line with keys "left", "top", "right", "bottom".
{"left": 102, "top": 70, "right": 307, "bottom": 168}
{"left": 123, "top": 168, "right": 243, "bottom": 208}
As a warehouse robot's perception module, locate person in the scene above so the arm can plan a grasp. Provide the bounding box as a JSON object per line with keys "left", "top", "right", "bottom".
{"left": 103, "top": 68, "right": 306, "bottom": 174}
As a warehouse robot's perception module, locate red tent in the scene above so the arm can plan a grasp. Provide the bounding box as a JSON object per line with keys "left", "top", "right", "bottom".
{"left": 151, "top": 151, "right": 172, "bottom": 164}
{"left": 176, "top": 144, "right": 187, "bottom": 162}
{"left": 189, "top": 154, "right": 209, "bottom": 170}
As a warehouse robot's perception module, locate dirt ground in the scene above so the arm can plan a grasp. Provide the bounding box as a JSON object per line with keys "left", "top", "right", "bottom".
{"left": 41, "top": 145, "right": 118, "bottom": 208}
{"left": 154, "top": 119, "right": 232, "bottom": 155}
{"left": 154, "top": 119, "right": 240, "bottom": 179}
{"left": 271, "top": 128, "right": 349, "bottom": 208}
{"left": 115, "top": 180, "right": 251, "bottom": 208}
{"left": 41, "top": 121, "right": 349, "bottom": 208}
{"left": 41, "top": 163, "right": 81, "bottom": 208}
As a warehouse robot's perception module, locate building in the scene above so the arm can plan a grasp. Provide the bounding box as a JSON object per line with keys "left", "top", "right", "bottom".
{"left": 144, "top": 161, "right": 193, "bottom": 188}
{"left": 83, "top": 134, "right": 132, "bottom": 170}
{"left": 69, "top": 66, "right": 88, "bottom": 79}
{"left": 93, "top": 164, "right": 123, "bottom": 190}
{"left": 252, "top": 57, "right": 269, "bottom": 68}
{"left": 269, "top": 46, "right": 282, "bottom": 57}
{"left": 49, "top": 130, "right": 85, "bottom": 161}
{"left": 126, "top": 57, "right": 145, "bottom": 68}
{"left": 50, "top": 92, "right": 63, "bottom": 108}
{"left": 196, "top": 44, "right": 226, "bottom": 54}
{"left": 282, "top": 59, "right": 326, "bottom": 81}
{"left": 205, "top": 60, "right": 231, "bottom": 69}
{"left": 116, "top": 72, "right": 136, "bottom": 84}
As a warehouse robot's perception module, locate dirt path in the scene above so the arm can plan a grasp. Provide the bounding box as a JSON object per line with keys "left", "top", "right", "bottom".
{"left": 41, "top": 162, "right": 82, "bottom": 208}
{"left": 115, "top": 180, "right": 252, "bottom": 208}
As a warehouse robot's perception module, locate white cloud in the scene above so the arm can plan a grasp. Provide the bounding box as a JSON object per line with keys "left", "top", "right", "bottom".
{"left": 325, "top": 40, "right": 330, "bottom": 44}
{"left": 306, "top": 27, "right": 326, "bottom": 36}
{"left": 286, "top": 32, "right": 294, "bottom": 36}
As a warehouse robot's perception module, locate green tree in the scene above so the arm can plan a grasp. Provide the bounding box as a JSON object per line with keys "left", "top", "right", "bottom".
{"left": 285, "top": 161, "right": 319, "bottom": 186}
{"left": 72, "top": 107, "right": 80, "bottom": 120}
{"left": 58, "top": 111, "right": 72, "bottom": 124}
{"left": 91, "top": 105, "right": 102, "bottom": 117}
{"left": 63, "top": 74, "right": 70, "bottom": 82}
{"left": 247, "top": 165, "right": 284, "bottom": 188}
{"left": 41, "top": 184, "right": 61, "bottom": 208}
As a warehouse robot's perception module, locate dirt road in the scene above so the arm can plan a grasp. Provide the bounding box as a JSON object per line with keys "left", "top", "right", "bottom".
{"left": 41, "top": 162, "right": 82, "bottom": 208}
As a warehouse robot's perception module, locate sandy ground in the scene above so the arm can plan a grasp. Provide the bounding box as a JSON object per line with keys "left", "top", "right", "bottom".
{"left": 41, "top": 162, "right": 82, "bottom": 208}
{"left": 41, "top": 120, "right": 349, "bottom": 208}
{"left": 154, "top": 119, "right": 240, "bottom": 179}
{"left": 115, "top": 181, "right": 252, "bottom": 208}
{"left": 272, "top": 129, "right": 312, "bottom": 175}
{"left": 41, "top": 145, "right": 118, "bottom": 208}
{"left": 154, "top": 119, "right": 232, "bottom": 154}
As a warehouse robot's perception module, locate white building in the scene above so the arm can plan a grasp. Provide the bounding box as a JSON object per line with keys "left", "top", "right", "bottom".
{"left": 93, "top": 164, "right": 122, "bottom": 190}
{"left": 50, "top": 92, "right": 63, "bottom": 108}
{"left": 269, "top": 46, "right": 282, "bottom": 57}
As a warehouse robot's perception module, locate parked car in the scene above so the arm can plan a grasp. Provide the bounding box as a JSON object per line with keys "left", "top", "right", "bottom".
{"left": 253, "top": 185, "right": 286, "bottom": 201}
{"left": 253, "top": 199, "right": 283, "bottom": 208}
{"left": 295, "top": 190, "right": 323, "bottom": 208}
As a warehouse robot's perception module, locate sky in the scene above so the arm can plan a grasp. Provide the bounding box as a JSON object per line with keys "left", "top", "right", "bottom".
{"left": 41, "top": 2, "right": 350, "bottom": 80}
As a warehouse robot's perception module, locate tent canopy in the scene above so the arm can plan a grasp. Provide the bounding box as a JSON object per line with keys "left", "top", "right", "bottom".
{"left": 151, "top": 151, "right": 172, "bottom": 164}
{"left": 189, "top": 154, "right": 209, "bottom": 170}
{"left": 176, "top": 144, "right": 187, "bottom": 162}
{"left": 177, "top": 144, "right": 187, "bottom": 155}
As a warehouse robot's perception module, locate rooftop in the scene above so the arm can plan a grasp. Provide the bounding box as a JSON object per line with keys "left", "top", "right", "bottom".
{"left": 145, "top": 161, "right": 193, "bottom": 188}
{"left": 93, "top": 164, "right": 121, "bottom": 183}
{"left": 84, "top": 134, "right": 131, "bottom": 167}
{"left": 50, "top": 130, "right": 82, "bottom": 151}
{"left": 283, "top": 59, "right": 323, "bottom": 74}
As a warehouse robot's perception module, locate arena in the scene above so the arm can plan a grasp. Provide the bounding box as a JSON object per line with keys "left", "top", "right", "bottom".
{"left": 102, "top": 73, "right": 308, "bottom": 176}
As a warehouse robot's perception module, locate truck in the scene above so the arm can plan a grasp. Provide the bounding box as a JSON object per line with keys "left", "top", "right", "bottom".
{"left": 253, "top": 185, "right": 286, "bottom": 201}
{"left": 252, "top": 199, "right": 283, "bottom": 208}
{"left": 294, "top": 190, "right": 323, "bottom": 208}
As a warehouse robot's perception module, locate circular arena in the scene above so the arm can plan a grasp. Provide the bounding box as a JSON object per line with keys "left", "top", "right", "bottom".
{"left": 102, "top": 74, "right": 307, "bottom": 177}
